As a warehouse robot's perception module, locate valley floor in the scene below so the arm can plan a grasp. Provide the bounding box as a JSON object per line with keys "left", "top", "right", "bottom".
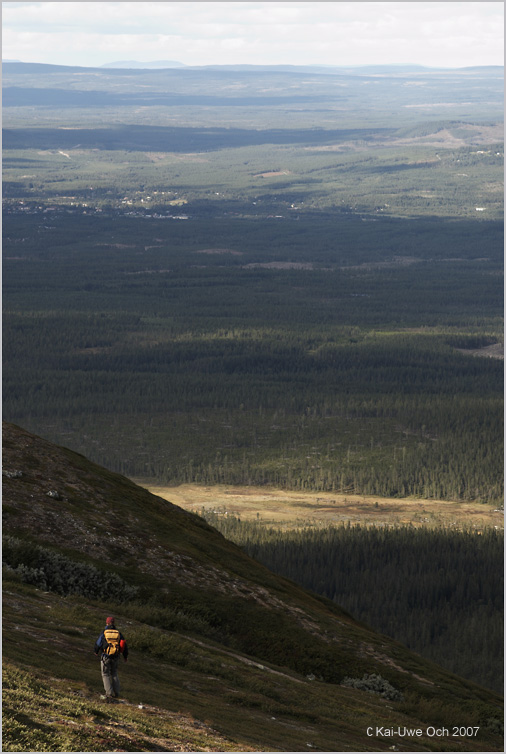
{"left": 139, "top": 484, "right": 504, "bottom": 531}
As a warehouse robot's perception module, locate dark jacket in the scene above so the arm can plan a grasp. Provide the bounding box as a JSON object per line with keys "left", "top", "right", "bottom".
{"left": 94, "top": 624, "right": 128, "bottom": 660}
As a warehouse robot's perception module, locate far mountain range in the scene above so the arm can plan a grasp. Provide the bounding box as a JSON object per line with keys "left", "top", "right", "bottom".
{"left": 4, "top": 59, "right": 503, "bottom": 74}
{"left": 100, "top": 59, "right": 187, "bottom": 68}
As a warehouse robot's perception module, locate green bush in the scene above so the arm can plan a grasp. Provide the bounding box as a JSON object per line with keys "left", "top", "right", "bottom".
{"left": 2, "top": 536, "right": 138, "bottom": 601}
{"left": 341, "top": 673, "right": 403, "bottom": 701}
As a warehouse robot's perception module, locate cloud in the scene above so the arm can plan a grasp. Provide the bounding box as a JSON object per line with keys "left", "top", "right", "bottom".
{"left": 2, "top": 1, "right": 504, "bottom": 68}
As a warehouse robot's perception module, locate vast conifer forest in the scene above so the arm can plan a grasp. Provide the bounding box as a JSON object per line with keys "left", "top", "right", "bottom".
{"left": 2, "top": 71, "right": 503, "bottom": 479}
{"left": 3, "top": 210, "right": 503, "bottom": 501}
{"left": 2, "top": 63, "right": 504, "bottom": 499}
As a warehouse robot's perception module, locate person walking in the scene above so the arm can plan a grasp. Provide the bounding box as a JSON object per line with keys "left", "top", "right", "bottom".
{"left": 94, "top": 616, "right": 128, "bottom": 700}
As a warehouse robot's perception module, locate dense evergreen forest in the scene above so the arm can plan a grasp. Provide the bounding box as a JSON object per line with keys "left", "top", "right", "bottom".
{"left": 3, "top": 212, "right": 503, "bottom": 502}
{"left": 199, "top": 512, "right": 504, "bottom": 694}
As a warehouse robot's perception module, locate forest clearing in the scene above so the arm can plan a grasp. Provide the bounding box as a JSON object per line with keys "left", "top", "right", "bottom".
{"left": 142, "top": 483, "right": 504, "bottom": 531}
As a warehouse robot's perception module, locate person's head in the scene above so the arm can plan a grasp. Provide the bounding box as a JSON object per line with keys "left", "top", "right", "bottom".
{"left": 106, "top": 616, "right": 115, "bottom": 626}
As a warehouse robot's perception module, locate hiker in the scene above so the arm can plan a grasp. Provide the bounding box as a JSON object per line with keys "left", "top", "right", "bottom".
{"left": 94, "top": 616, "right": 128, "bottom": 699}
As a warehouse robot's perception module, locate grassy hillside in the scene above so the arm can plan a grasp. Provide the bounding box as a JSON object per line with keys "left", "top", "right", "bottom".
{"left": 2, "top": 422, "right": 503, "bottom": 752}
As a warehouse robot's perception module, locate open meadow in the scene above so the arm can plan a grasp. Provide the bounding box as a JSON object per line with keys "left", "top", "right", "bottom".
{"left": 144, "top": 483, "right": 504, "bottom": 531}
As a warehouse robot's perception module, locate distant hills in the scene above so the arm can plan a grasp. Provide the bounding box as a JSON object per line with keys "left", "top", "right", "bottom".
{"left": 100, "top": 59, "right": 187, "bottom": 69}
{"left": 3, "top": 60, "right": 504, "bottom": 74}
{"left": 3, "top": 59, "right": 503, "bottom": 121}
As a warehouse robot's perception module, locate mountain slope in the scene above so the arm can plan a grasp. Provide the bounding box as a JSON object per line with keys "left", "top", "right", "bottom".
{"left": 2, "top": 422, "right": 503, "bottom": 752}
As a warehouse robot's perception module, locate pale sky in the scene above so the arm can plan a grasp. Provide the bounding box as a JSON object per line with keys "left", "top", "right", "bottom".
{"left": 2, "top": 1, "right": 504, "bottom": 69}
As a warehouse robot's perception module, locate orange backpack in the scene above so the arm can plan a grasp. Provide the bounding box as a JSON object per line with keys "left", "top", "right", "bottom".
{"left": 103, "top": 627, "right": 121, "bottom": 657}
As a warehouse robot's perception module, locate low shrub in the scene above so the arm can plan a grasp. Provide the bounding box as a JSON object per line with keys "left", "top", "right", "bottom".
{"left": 2, "top": 536, "right": 138, "bottom": 602}
{"left": 341, "top": 673, "right": 403, "bottom": 701}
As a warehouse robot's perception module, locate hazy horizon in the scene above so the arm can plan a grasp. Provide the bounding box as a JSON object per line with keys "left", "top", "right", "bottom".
{"left": 3, "top": 58, "right": 504, "bottom": 71}
{"left": 2, "top": 1, "right": 503, "bottom": 70}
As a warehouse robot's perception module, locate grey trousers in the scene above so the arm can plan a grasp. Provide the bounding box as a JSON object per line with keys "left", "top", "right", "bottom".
{"left": 101, "top": 655, "right": 120, "bottom": 697}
